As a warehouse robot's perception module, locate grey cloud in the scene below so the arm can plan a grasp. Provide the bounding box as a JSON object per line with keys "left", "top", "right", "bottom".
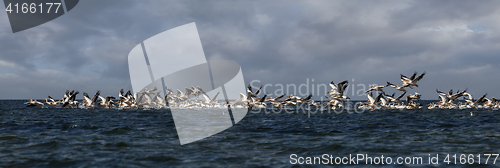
{"left": 1, "top": 0, "right": 500, "bottom": 100}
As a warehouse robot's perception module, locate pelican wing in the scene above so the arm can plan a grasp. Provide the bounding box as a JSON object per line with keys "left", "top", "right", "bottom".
{"left": 211, "top": 92, "right": 220, "bottom": 102}
{"left": 474, "top": 93, "right": 488, "bottom": 104}
{"left": 255, "top": 86, "right": 263, "bottom": 95}
{"left": 436, "top": 89, "right": 447, "bottom": 96}
{"left": 259, "top": 95, "right": 267, "bottom": 102}
{"left": 275, "top": 94, "right": 284, "bottom": 101}
{"left": 414, "top": 71, "right": 426, "bottom": 82}
{"left": 185, "top": 87, "right": 193, "bottom": 96}
{"left": 92, "top": 90, "right": 101, "bottom": 103}
{"left": 201, "top": 91, "right": 211, "bottom": 102}
{"left": 83, "top": 92, "right": 92, "bottom": 102}
{"left": 400, "top": 74, "right": 410, "bottom": 81}
{"left": 337, "top": 80, "right": 348, "bottom": 86}
{"left": 329, "top": 81, "right": 338, "bottom": 91}
{"left": 374, "top": 93, "right": 383, "bottom": 104}
{"left": 409, "top": 71, "right": 417, "bottom": 80}
{"left": 396, "top": 91, "right": 406, "bottom": 101}
{"left": 47, "top": 95, "right": 55, "bottom": 102}
{"left": 367, "top": 93, "right": 375, "bottom": 104}
{"left": 302, "top": 94, "right": 312, "bottom": 101}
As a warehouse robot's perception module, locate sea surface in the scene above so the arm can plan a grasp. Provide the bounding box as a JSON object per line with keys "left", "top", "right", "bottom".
{"left": 1, "top": 100, "right": 500, "bottom": 167}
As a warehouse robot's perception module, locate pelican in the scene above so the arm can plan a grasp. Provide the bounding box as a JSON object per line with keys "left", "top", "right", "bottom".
{"left": 99, "top": 96, "right": 116, "bottom": 109}
{"left": 482, "top": 97, "right": 498, "bottom": 109}
{"left": 405, "top": 92, "right": 421, "bottom": 105}
{"left": 362, "top": 85, "right": 386, "bottom": 94}
{"left": 324, "top": 98, "right": 342, "bottom": 110}
{"left": 250, "top": 94, "right": 267, "bottom": 109}
{"left": 308, "top": 100, "right": 322, "bottom": 107}
{"left": 356, "top": 92, "right": 382, "bottom": 111}
{"left": 24, "top": 99, "right": 44, "bottom": 107}
{"left": 378, "top": 94, "right": 389, "bottom": 108}
{"left": 386, "top": 82, "right": 407, "bottom": 92}
{"left": 437, "top": 88, "right": 467, "bottom": 103}
{"left": 247, "top": 84, "right": 262, "bottom": 99}
{"left": 266, "top": 94, "right": 285, "bottom": 103}
{"left": 465, "top": 93, "right": 487, "bottom": 109}
{"left": 82, "top": 91, "right": 100, "bottom": 108}
{"left": 62, "top": 91, "right": 79, "bottom": 108}
{"left": 327, "top": 80, "right": 349, "bottom": 100}
{"left": 400, "top": 71, "right": 425, "bottom": 89}
{"left": 384, "top": 91, "right": 406, "bottom": 105}
{"left": 44, "top": 95, "right": 59, "bottom": 107}
{"left": 201, "top": 89, "right": 220, "bottom": 106}
{"left": 296, "top": 94, "right": 312, "bottom": 105}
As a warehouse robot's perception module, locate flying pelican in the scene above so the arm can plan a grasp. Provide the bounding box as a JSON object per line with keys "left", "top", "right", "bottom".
{"left": 296, "top": 94, "right": 313, "bottom": 105}
{"left": 400, "top": 71, "right": 426, "bottom": 89}
{"left": 99, "top": 96, "right": 116, "bottom": 109}
{"left": 85, "top": 90, "right": 100, "bottom": 108}
{"left": 201, "top": 89, "right": 220, "bottom": 106}
{"left": 44, "top": 96, "right": 60, "bottom": 107}
{"left": 465, "top": 93, "right": 487, "bottom": 109}
{"left": 405, "top": 92, "right": 421, "bottom": 105}
{"left": 266, "top": 94, "right": 285, "bottom": 103}
{"left": 357, "top": 92, "right": 382, "bottom": 111}
{"left": 384, "top": 91, "right": 406, "bottom": 105}
{"left": 247, "top": 84, "right": 262, "bottom": 99}
{"left": 328, "top": 80, "right": 350, "bottom": 101}
{"left": 62, "top": 91, "right": 79, "bottom": 108}
{"left": 24, "top": 99, "right": 44, "bottom": 107}
{"left": 362, "top": 85, "right": 386, "bottom": 94}
{"left": 386, "top": 82, "right": 407, "bottom": 92}
{"left": 437, "top": 88, "right": 467, "bottom": 103}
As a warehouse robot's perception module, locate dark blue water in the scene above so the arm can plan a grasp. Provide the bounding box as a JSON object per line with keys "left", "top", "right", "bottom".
{"left": 1, "top": 100, "right": 499, "bottom": 167}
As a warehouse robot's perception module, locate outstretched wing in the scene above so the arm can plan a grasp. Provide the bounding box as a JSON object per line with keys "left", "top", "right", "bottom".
{"left": 414, "top": 71, "right": 426, "bottom": 81}
{"left": 92, "top": 90, "right": 101, "bottom": 103}
{"left": 409, "top": 71, "right": 417, "bottom": 80}
{"left": 83, "top": 92, "right": 92, "bottom": 102}
{"left": 396, "top": 91, "right": 406, "bottom": 101}
{"left": 211, "top": 92, "right": 220, "bottom": 102}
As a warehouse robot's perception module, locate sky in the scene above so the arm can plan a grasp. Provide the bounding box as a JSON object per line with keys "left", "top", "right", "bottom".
{"left": 1, "top": 0, "right": 500, "bottom": 100}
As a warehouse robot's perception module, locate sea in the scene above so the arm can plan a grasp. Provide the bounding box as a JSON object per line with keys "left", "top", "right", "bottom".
{"left": 1, "top": 100, "right": 499, "bottom": 167}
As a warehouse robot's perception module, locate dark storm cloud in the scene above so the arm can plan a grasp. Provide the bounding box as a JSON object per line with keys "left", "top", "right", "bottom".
{"left": 1, "top": 0, "right": 500, "bottom": 100}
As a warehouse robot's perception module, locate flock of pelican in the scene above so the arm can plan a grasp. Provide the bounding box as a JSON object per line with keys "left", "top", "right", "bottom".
{"left": 24, "top": 71, "right": 500, "bottom": 113}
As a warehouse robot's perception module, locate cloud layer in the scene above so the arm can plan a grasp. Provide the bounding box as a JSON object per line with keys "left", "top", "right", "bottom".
{"left": 1, "top": 0, "right": 500, "bottom": 100}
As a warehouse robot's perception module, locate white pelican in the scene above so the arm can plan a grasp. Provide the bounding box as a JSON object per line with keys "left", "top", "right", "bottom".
{"left": 356, "top": 92, "right": 382, "bottom": 111}
{"left": 386, "top": 82, "right": 407, "bottom": 92}
{"left": 82, "top": 91, "right": 100, "bottom": 108}
{"left": 247, "top": 84, "right": 262, "bottom": 99}
{"left": 24, "top": 99, "right": 44, "bottom": 107}
{"left": 266, "top": 94, "right": 285, "bottom": 103}
{"left": 201, "top": 90, "right": 220, "bottom": 106}
{"left": 405, "top": 92, "right": 421, "bottom": 105}
{"left": 44, "top": 96, "right": 60, "bottom": 107}
{"left": 400, "top": 71, "right": 425, "bottom": 89}
{"left": 308, "top": 100, "right": 322, "bottom": 107}
{"left": 62, "top": 91, "right": 79, "bottom": 108}
{"left": 482, "top": 97, "right": 498, "bottom": 109}
{"left": 362, "top": 85, "right": 386, "bottom": 94}
{"left": 437, "top": 88, "right": 467, "bottom": 104}
{"left": 296, "top": 94, "right": 312, "bottom": 105}
{"left": 384, "top": 91, "right": 406, "bottom": 105}
{"left": 324, "top": 98, "right": 342, "bottom": 110}
{"left": 327, "top": 80, "right": 349, "bottom": 99}
{"left": 465, "top": 93, "right": 487, "bottom": 109}
{"left": 98, "top": 96, "right": 116, "bottom": 109}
